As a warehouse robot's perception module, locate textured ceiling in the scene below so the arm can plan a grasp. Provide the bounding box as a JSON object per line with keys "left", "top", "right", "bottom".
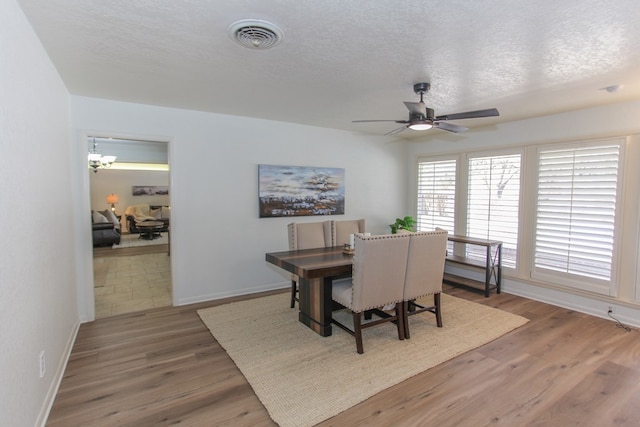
{"left": 17, "top": 0, "right": 640, "bottom": 139}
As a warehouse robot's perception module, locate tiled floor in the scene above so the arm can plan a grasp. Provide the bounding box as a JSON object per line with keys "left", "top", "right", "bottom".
{"left": 94, "top": 252, "right": 172, "bottom": 318}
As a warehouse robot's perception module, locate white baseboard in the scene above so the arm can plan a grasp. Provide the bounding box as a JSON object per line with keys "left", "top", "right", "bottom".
{"left": 36, "top": 318, "right": 81, "bottom": 427}
{"left": 503, "top": 279, "right": 640, "bottom": 329}
{"left": 175, "top": 282, "right": 289, "bottom": 306}
{"left": 444, "top": 264, "right": 640, "bottom": 328}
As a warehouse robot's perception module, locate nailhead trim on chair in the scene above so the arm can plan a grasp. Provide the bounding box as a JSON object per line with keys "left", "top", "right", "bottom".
{"left": 345, "top": 233, "right": 411, "bottom": 312}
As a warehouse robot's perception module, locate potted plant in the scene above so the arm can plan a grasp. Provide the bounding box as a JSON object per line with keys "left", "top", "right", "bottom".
{"left": 390, "top": 216, "right": 416, "bottom": 234}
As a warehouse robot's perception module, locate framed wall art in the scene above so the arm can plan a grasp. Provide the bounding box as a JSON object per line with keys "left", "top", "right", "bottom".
{"left": 132, "top": 185, "right": 169, "bottom": 196}
{"left": 258, "top": 164, "right": 345, "bottom": 218}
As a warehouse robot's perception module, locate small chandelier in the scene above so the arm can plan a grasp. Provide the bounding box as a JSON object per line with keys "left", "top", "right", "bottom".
{"left": 88, "top": 138, "right": 117, "bottom": 173}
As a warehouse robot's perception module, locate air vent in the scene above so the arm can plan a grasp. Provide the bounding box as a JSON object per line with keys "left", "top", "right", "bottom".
{"left": 228, "top": 19, "right": 283, "bottom": 50}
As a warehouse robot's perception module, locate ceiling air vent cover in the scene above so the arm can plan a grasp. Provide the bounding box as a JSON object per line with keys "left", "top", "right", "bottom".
{"left": 228, "top": 19, "right": 283, "bottom": 49}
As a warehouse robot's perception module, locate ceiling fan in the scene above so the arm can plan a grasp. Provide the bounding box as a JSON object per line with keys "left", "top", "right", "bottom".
{"left": 353, "top": 82, "right": 499, "bottom": 136}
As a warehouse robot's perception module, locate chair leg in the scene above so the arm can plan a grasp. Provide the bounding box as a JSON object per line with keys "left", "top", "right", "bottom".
{"left": 396, "top": 302, "right": 405, "bottom": 341}
{"left": 435, "top": 293, "right": 442, "bottom": 327}
{"left": 353, "top": 312, "right": 364, "bottom": 354}
{"left": 290, "top": 280, "right": 297, "bottom": 309}
{"left": 403, "top": 301, "right": 411, "bottom": 339}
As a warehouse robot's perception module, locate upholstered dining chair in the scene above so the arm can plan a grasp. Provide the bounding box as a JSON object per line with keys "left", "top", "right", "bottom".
{"left": 287, "top": 221, "right": 332, "bottom": 308}
{"left": 332, "top": 219, "right": 366, "bottom": 247}
{"left": 402, "top": 230, "right": 448, "bottom": 339}
{"left": 331, "top": 233, "right": 410, "bottom": 354}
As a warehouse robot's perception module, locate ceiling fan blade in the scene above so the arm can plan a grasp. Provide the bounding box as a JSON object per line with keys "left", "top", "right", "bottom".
{"left": 352, "top": 119, "right": 408, "bottom": 123}
{"left": 385, "top": 125, "right": 409, "bottom": 136}
{"left": 403, "top": 101, "right": 427, "bottom": 117}
{"left": 434, "top": 121, "right": 468, "bottom": 133}
{"left": 435, "top": 108, "right": 499, "bottom": 121}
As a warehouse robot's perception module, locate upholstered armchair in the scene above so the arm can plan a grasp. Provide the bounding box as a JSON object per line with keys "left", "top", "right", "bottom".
{"left": 287, "top": 221, "right": 333, "bottom": 308}
{"left": 403, "top": 230, "right": 448, "bottom": 338}
{"left": 331, "top": 233, "right": 410, "bottom": 354}
{"left": 125, "top": 204, "right": 170, "bottom": 233}
{"left": 288, "top": 221, "right": 332, "bottom": 251}
{"left": 332, "top": 219, "right": 366, "bottom": 247}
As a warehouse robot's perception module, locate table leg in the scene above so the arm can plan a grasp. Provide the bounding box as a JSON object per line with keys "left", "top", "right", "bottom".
{"left": 496, "top": 244, "right": 502, "bottom": 294}
{"left": 139, "top": 228, "right": 161, "bottom": 240}
{"left": 484, "top": 246, "right": 491, "bottom": 297}
{"left": 298, "top": 276, "right": 333, "bottom": 336}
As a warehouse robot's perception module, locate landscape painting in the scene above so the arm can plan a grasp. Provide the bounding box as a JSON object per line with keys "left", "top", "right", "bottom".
{"left": 132, "top": 185, "right": 169, "bottom": 196}
{"left": 259, "top": 164, "right": 345, "bottom": 218}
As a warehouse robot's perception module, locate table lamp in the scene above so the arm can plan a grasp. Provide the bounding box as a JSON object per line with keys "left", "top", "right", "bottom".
{"left": 106, "top": 194, "right": 119, "bottom": 213}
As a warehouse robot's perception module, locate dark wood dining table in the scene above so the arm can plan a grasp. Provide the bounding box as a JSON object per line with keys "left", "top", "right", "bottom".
{"left": 265, "top": 247, "right": 353, "bottom": 336}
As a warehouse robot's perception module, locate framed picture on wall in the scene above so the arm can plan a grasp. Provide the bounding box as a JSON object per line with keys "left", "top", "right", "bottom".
{"left": 258, "top": 164, "right": 345, "bottom": 218}
{"left": 132, "top": 186, "right": 169, "bottom": 196}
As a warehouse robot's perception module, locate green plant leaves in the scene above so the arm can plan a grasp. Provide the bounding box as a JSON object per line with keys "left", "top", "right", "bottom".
{"left": 389, "top": 216, "right": 415, "bottom": 233}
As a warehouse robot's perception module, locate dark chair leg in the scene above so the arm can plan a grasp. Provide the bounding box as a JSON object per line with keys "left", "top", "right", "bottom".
{"left": 290, "top": 280, "right": 297, "bottom": 309}
{"left": 403, "top": 301, "right": 411, "bottom": 339}
{"left": 434, "top": 293, "right": 443, "bottom": 327}
{"left": 396, "top": 303, "right": 405, "bottom": 341}
{"left": 354, "top": 312, "right": 364, "bottom": 354}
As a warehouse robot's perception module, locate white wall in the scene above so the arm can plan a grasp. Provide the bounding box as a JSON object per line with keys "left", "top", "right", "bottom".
{"left": 6, "top": 1, "right": 639, "bottom": 423}
{"left": 1, "top": 1, "right": 79, "bottom": 426}
{"left": 406, "top": 100, "right": 640, "bottom": 326}
{"left": 70, "top": 96, "right": 407, "bottom": 311}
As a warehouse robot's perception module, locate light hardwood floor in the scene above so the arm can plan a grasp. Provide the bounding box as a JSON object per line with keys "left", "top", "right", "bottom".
{"left": 47, "top": 285, "right": 640, "bottom": 426}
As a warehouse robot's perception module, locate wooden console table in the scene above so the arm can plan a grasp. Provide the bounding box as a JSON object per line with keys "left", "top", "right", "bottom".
{"left": 443, "top": 235, "right": 502, "bottom": 297}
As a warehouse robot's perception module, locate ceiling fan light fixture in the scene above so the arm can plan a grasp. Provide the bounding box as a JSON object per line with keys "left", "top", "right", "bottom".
{"left": 353, "top": 82, "right": 497, "bottom": 135}
{"left": 408, "top": 121, "right": 433, "bottom": 131}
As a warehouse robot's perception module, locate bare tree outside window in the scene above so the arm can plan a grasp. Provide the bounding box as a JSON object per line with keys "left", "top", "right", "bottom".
{"left": 467, "top": 154, "right": 521, "bottom": 269}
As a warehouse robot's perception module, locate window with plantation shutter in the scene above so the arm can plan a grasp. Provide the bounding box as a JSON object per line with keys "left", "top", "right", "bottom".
{"left": 533, "top": 143, "right": 621, "bottom": 293}
{"left": 466, "top": 154, "right": 521, "bottom": 269}
{"left": 416, "top": 158, "right": 456, "bottom": 233}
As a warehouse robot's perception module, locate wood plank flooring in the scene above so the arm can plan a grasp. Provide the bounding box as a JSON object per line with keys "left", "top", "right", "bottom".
{"left": 47, "top": 285, "right": 640, "bottom": 426}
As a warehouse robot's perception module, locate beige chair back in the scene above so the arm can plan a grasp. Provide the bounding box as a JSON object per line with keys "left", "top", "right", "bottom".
{"left": 288, "top": 221, "right": 332, "bottom": 250}
{"left": 333, "top": 219, "right": 366, "bottom": 246}
{"left": 403, "top": 230, "right": 448, "bottom": 301}
{"left": 350, "top": 234, "right": 410, "bottom": 312}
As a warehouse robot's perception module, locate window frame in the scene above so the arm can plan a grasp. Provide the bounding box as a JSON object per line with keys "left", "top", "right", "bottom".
{"left": 531, "top": 138, "right": 625, "bottom": 296}
{"left": 413, "top": 138, "right": 628, "bottom": 297}
{"left": 414, "top": 155, "right": 458, "bottom": 234}
{"left": 463, "top": 150, "right": 523, "bottom": 270}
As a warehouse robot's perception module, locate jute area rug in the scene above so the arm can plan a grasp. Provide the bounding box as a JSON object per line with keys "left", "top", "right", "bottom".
{"left": 198, "top": 292, "right": 528, "bottom": 427}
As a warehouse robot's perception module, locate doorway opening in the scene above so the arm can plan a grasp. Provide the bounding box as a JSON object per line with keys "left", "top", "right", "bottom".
{"left": 88, "top": 136, "right": 172, "bottom": 318}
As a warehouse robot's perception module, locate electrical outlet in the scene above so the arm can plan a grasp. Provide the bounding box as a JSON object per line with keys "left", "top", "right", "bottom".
{"left": 39, "top": 351, "right": 46, "bottom": 378}
{"left": 608, "top": 306, "right": 613, "bottom": 314}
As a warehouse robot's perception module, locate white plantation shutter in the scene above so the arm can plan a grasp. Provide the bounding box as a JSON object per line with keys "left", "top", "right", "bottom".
{"left": 467, "top": 154, "right": 521, "bottom": 269}
{"left": 416, "top": 159, "right": 456, "bottom": 233}
{"left": 534, "top": 143, "right": 621, "bottom": 293}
